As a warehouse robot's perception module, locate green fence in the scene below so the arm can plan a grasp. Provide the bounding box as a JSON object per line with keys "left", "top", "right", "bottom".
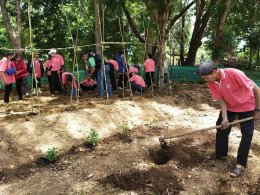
{"left": 1, "top": 66, "right": 260, "bottom": 89}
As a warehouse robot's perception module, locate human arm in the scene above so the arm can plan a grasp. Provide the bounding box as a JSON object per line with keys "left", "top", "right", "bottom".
{"left": 0, "top": 71, "right": 8, "bottom": 85}
{"left": 219, "top": 99, "right": 229, "bottom": 129}
{"left": 253, "top": 85, "right": 260, "bottom": 119}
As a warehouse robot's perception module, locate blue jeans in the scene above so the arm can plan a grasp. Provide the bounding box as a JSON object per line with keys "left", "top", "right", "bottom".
{"left": 97, "top": 65, "right": 112, "bottom": 97}
{"left": 215, "top": 110, "right": 254, "bottom": 167}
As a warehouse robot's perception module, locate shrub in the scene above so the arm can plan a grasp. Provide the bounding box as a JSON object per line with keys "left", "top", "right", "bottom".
{"left": 45, "top": 147, "right": 58, "bottom": 162}
{"left": 87, "top": 128, "right": 99, "bottom": 146}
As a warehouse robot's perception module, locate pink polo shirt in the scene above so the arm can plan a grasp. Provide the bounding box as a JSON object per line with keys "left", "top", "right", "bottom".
{"left": 144, "top": 58, "right": 155, "bottom": 73}
{"left": 34, "top": 59, "right": 42, "bottom": 78}
{"left": 44, "top": 59, "right": 52, "bottom": 76}
{"left": 129, "top": 75, "right": 146, "bottom": 87}
{"left": 50, "top": 54, "right": 64, "bottom": 71}
{"left": 128, "top": 67, "right": 138, "bottom": 74}
{"left": 80, "top": 79, "right": 97, "bottom": 87}
{"left": 208, "top": 68, "right": 255, "bottom": 112}
{"left": 62, "top": 72, "right": 77, "bottom": 89}
{"left": 0, "top": 57, "right": 15, "bottom": 84}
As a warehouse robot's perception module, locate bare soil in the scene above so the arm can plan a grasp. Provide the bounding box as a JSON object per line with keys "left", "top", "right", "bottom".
{"left": 0, "top": 83, "right": 259, "bottom": 195}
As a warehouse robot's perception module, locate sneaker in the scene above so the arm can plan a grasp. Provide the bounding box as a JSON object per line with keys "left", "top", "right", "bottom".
{"left": 25, "top": 93, "right": 29, "bottom": 97}
{"left": 118, "top": 87, "right": 122, "bottom": 90}
{"left": 32, "top": 89, "right": 36, "bottom": 95}
{"left": 51, "top": 94, "right": 55, "bottom": 97}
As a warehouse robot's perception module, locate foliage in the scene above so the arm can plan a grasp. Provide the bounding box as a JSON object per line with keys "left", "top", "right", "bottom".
{"left": 119, "top": 124, "right": 130, "bottom": 136}
{"left": 45, "top": 147, "right": 58, "bottom": 162}
{"left": 144, "top": 118, "right": 157, "bottom": 128}
{"left": 87, "top": 128, "right": 99, "bottom": 146}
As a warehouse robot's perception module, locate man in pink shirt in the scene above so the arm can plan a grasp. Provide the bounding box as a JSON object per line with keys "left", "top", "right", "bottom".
{"left": 49, "top": 49, "right": 64, "bottom": 96}
{"left": 144, "top": 53, "right": 156, "bottom": 88}
{"left": 44, "top": 55, "right": 52, "bottom": 93}
{"left": 128, "top": 72, "right": 146, "bottom": 96}
{"left": 198, "top": 61, "right": 260, "bottom": 177}
{"left": 0, "top": 52, "right": 16, "bottom": 104}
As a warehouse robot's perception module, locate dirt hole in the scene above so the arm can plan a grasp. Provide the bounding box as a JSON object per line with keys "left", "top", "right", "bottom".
{"left": 100, "top": 167, "right": 184, "bottom": 194}
{"left": 149, "top": 148, "right": 170, "bottom": 165}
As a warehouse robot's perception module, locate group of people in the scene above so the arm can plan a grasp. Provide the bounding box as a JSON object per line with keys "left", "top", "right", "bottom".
{"left": 1, "top": 48, "right": 259, "bottom": 178}
{"left": 0, "top": 49, "right": 156, "bottom": 103}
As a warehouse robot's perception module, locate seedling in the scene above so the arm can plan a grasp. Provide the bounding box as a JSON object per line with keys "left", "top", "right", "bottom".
{"left": 120, "top": 124, "right": 130, "bottom": 136}
{"left": 45, "top": 147, "right": 58, "bottom": 162}
{"left": 145, "top": 118, "right": 157, "bottom": 128}
{"left": 87, "top": 128, "right": 99, "bottom": 146}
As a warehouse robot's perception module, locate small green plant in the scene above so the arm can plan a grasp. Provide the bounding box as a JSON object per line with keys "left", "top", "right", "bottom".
{"left": 87, "top": 128, "right": 99, "bottom": 146}
{"left": 145, "top": 118, "right": 157, "bottom": 127}
{"left": 45, "top": 147, "right": 58, "bottom": 162}
{"left": 120, "top": 124, "right": 130, "bottom": 136}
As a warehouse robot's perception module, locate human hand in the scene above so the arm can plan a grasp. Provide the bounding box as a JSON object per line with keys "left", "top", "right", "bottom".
{"left": 254, "top": 109, "right": 260, "bottom": 120}
{"left": 220, "top": 119, "right": 229, "bottom": 130}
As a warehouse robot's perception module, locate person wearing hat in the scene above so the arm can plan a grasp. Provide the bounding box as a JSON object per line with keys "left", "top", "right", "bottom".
{"left": 12, "top": 53, "right": 27, "bottom": 100}
{"left": 48, "top": 49, "right": 64, "bottom": 96}
{"left": 27, "top": 52, "right": 44, "bottom": 95}
{"left": 0, "top": 51, "right": 16, "bottom": 104}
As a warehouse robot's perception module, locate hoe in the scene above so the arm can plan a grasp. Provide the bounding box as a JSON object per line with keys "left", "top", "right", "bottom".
{"left": 159, "top": 116, "right": 255, "bottom": 149}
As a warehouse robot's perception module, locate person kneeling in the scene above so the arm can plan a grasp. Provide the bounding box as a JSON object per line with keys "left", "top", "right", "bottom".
{"left": 128, "top": 72, "right": 146, "bottom": 96}
{"left": 80, "top": 74, "right": 97, "bottom": 92}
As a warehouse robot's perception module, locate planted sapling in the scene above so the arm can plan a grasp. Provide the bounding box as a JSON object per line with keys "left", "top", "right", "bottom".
{"left": 87, "top": 128, "right": 99, "bottom": 146}
{"left": 45, "top": 147, "right": 58, "bottom": 162}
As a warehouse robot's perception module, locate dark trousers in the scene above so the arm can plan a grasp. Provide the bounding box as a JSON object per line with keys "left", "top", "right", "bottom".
{"left": 215, "top": 110, "right": 254, "bottom": 167}
{"left": 118, "top": 73, "right": 127, "bottom": 88}
{"left": 109, "top": 64, "right": 117, "bottom": 91}
{"left": 47, "top": 75, "right": 52, "bottom": 92}
{"left": 33, "top": 77, "right": 41, "bottom": 88}
{"left": 50, "top": 71, "right": 62, "bottom": 94}
{"left": 16, "top": 78, "right": 23, "bottom": 99}
{"left": 4, "top": 84, "right": 12, "bottom": 103}
{"left": 130, "top": 81, "right": 144, "bottom": 92}
{"left": 145, "top": 72, "right": 154, "bottom": 88}
{"left": 80, "top": 84, "right": 96, "bottom": 91}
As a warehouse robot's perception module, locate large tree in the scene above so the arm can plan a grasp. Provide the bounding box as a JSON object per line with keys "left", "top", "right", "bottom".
{"left": 0, "top": 0, "right": 22, "bottom": 51}
{"left": 184, "top": 0, "right": 218, "bottom": 66}
{"left": 212, "top": 0, "right": 232, "bottom": 64}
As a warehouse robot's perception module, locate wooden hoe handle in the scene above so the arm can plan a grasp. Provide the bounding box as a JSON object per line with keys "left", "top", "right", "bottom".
{"left": 160, "top": 116, "right": 255, "bottom": 141}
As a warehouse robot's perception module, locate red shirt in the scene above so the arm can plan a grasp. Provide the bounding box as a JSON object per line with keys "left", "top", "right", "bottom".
{"left": 208, "top": 68, "right": 255, "bottom": 112}
{"left": 129, "top": 74, "right": 146, "bottom": 87}
{"left": 144, "top": 58, "right": 155, "bottom": 73}
{"left": 12, "top": 60, "right": 27, "bottom": 79}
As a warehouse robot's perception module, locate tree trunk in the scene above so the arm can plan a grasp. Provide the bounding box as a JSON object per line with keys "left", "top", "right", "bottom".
{"left": 212, "top": 0, "right": 232, "bottom": 64}
{"left": 146, "top": 28, "right": 153, "bottom": 54}
{"left": 0, "top": 0, "right": 22, "bottom": 51}
{"left": 248, "top": 0, "right": 257, "bottom": 69}
{"left": 180, "top": 13, "right": 185, "bottom": 65}
{"left": 184, "top": 0, "right": 218, "bottom": 66}
{"left": 94, "top": 0, "right": 102, "bottom": 55}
